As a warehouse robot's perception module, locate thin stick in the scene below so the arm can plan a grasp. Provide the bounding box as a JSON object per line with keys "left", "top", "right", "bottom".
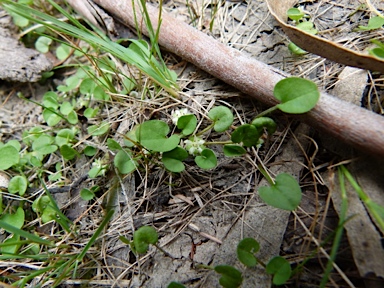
{"left": 91, "top": 0, "right": 384, "bottom": 157}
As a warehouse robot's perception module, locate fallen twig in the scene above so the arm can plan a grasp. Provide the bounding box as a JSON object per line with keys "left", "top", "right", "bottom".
{"left": 75, "top": 0, "right": 384, "bottom": 157}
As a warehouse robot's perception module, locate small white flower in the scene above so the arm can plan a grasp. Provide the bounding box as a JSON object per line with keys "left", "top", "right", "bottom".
{"left": 184, "top": 136, "right": 205, "bottom": 156}
{"left": 171, "top": 108, "right": 191, "bottom": 125}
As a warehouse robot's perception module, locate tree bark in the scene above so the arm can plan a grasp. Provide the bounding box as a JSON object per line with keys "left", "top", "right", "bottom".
{"left": 91, "top": 0, "right": 384, "bottom": 157}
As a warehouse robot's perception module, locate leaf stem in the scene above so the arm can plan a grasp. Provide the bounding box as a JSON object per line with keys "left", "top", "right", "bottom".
{"left": 204, "top": 141, "right": 233, "bottom": 145}
{"left": 253, "top": 106, "right": 278, "bottom": 119}
{"left": 257, "top": 164, "right": 274, "bottom": 185}
{"left": 196, "top": 122, "right": 215, "bottom": 136}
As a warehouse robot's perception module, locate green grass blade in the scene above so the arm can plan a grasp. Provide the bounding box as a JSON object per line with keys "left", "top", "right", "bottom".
{"left": 0, "top": 220, "right": 52, "bottom": 246}
{"left": 77, "top": 209, "right": 114, "bottom": 261}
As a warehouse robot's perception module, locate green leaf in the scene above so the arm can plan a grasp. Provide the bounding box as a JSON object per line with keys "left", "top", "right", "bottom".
{"left": 208, "top": 106, "right": 234, "bottom": 132}
{"left": 68, "top": 110, "right": 79, "bottom": 125}
{"left": 0, "top": 207, "right": 25, "bottom": 231}
{"left": 8, "top": 175, "right": 28, "bottom": 196}
{"left": 162, "top": 147, "right": 189, "bottom": 173}
{"left": 266, "top": 256, "right": 292, "bottom": 285}
{"left": 42, "top": 91, "right": 59, "bottom": 109}
{"left": 297, "top": 21, "right": 317, "bottom": 34}
{"left": 195, "top": 149, "right": 217, "bottom": 170}
{"left": 369, "top": 47, "right": 384, "bottom": 59}
{"left": 133, "top": 226, "right": 158, "bottom": 254}
{"left": 237, "top": 238, "right": 260, "bottom": 267}
{"left": 32, "top": 196, "right": 56, "bottom": 223}
{"left": 60, "top": 144, "right": 78, "bottom": 160}
{"left": 80, "top": 188, "right": 95, "bottom": 201}
{"left": 114, "top": 150, "right": 137, "bottom": 174}
{"left": 365, "top": 200, "right": 384, "bottom": 234}
{"left": 35, "top": 36, "right": 52, "bottom": 53}
{"left": 107, "top": 138, "right": 122, "bottom": 151}
{"left": 93, "top": 85, "right": 109, "bottom": 101}
{"left": 258, "top": 173, "right": 302, "bottom": 211}
{"left": 287, "top": 8, "right": 304, "bottom": 22}
{"left": 60, "top": 102, "right": 74, "bottom": 115}
{"left": 288, "top": 42, "right": 307, "bottom": 55}
{"left": 251, "top": 117, "right": 277, "bottom": 135}
{"left": 80, "top": 78, "right": 95, "bottom": 94}
{"left": 214, "top": 265, "right": 242, "bottom": 288}
{"left": 223, "top": 145, "right": 247, "bottom": 157}
{"left": 56, "top": 43, "right": 71, "bottom": 60}
{"left": 10, "top": 12, "right": 29, "bottom": 27}
{"left": 43, "top": 109, "right": 62, "bottom": 126}
{"left": 1, "top": 234, "right": 21, "bottom": 255}
{"left": 274, "top": 77, "right": 320, "bottom": 114}
{"left": 4, "top": 140, "right": 21, "bottom": 151}
{"left": 177, "top": 114, "right": 197, "bottom": 136}
{"left": 55, "top": 128, "right": 76, "bottom": 147}
{"left": 231, "top": 124, "right": 261, "bottom": 147}
{"left": 84, "top": 146, "right": 97, "bottom": 156}
{"left": 136, "top": 120, "right": 180, "bottom": 152}
{"left": 358, "top": 16, "right": 384, "bottom": 31}
{"left": 87, "top": 122, "right": 110, "bottom": 136}
{"left": 0, "top": 220, "right": 52, "bottom": 246}
{"left": 84, "top": 107, "right": 99, "bottom": 119}
{"left": 124, "top": 129, "right": 138, "bottom": 148}
{"left": 0, "top": 145, "right": 19, "bottom": 170}
{"left": 32, "top": 135, "right": 57, "bottom": 155}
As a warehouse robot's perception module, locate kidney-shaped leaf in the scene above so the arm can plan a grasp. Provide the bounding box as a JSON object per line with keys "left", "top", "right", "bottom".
{"left": 258, "top": 173, "right": 302, "bottom": 211}
{"left": 133, "top": 226, "right": 158, "bottom": 254}
{"left": 237, "top": 238, "right": 260, "bottom": 267}
{"left": 231, "top": 124, "right": 261, "bottom": 147}
{"left": 214, "top": 265, "right": 242, "bottom": 288}
{"left": 208, "top": 106, "right": 234, "bottom": 132}
{"left": 266, "top": 256, "right": 292, "bottom": 285}
{"left": 251, "top": 117, "right": 277, "bottom": 135}
{"left": 162, "top": 147, "right": 189, "bottom": 173}
{"left": 177, "top": 114, "right": 197, "bottom": 136}
{"left": 114, "top": 150, "right": 137, "bottom": 174}
{"left": 274, "top": 77, "right": 319, "bottom": 114}
{"left": 1, "top": 207, "right": 25, "bottom": 232}
{"left": 223, "top": 145, "right": 247, "bottom": 157}
{"left": 0, "top": 145, "right": 19, "bottom": 170}
{"left": 136, "top": 120, "right": 180, "bottom": 152}
{"left": 195, "top": 149, "right": 217, "bottom": 170}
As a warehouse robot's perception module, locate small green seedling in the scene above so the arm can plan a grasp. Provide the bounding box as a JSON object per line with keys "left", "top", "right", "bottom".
{"left": 266, "top": 256, "right": 292, "bottom": 285}
{"left": 214, "top": 265, "right": 243, "bottom": 288}
{"left": 357, "top": 16, "right": 384, "bottom": 31}
{"left": 32, "top": 195, "right": 57, "bottom": 223}
{"left": 80, "top": 185, "right": 99, "bottom": 201}
{"left": 35, "top": 36, "right": 52, "bottom": 53}
{"left": 286, "top": 7, "right": 318, "bottom": 55}
{"left": 120, "top": 226, "right": 159, "bottom": 254}
{"left": 236, "top": 237, "right": 260, "bottom": 267}
{"left": 208, "top": 106, "right": 234, "bottom": 132}
{"left": 8, "top": 175, "right": 28, "bottom": 196}
{"left": 287, "top": 8, "right": 305, "bottom": 22}
{"left": 369, "top": 39, "right": 384, "bottom": 59}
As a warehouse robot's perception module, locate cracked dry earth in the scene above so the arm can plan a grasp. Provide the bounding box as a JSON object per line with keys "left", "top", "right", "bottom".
{"left": 1, "top": 0, "right": 384, "bottom": 287}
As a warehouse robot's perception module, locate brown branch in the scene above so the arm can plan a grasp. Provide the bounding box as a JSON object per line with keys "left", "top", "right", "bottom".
{"left": 89, "top": 0, "right": 384, "bottom": 157}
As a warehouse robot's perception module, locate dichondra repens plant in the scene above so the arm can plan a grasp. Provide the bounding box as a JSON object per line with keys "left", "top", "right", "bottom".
{"left": 0, "top": 0, "right": 325, "bottom": 287}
